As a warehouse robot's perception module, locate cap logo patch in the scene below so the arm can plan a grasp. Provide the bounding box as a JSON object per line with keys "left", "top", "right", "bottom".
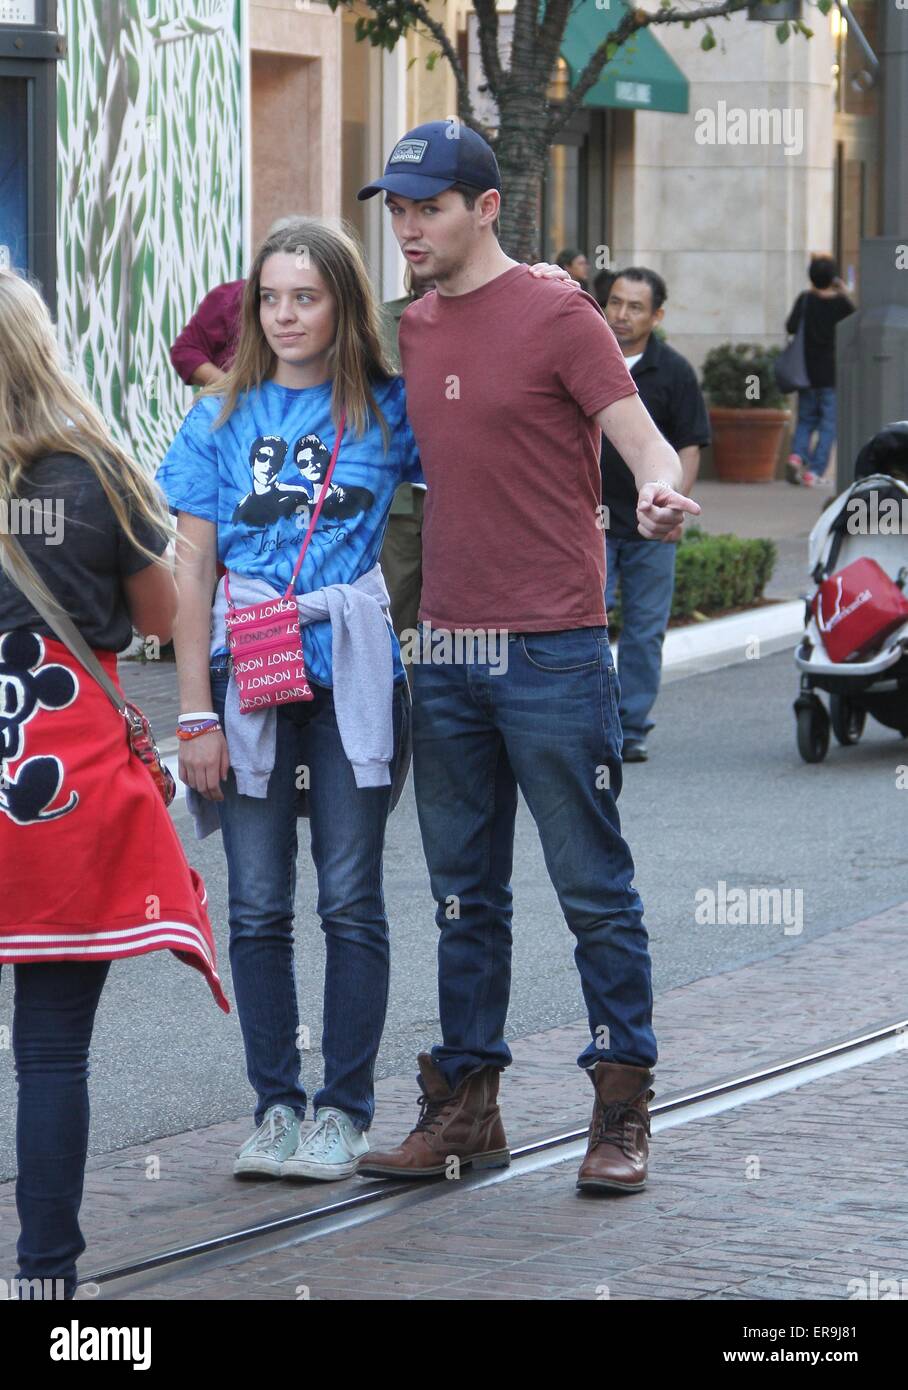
{"left": 389, "top": 139, "right": 429, "bottom": 165}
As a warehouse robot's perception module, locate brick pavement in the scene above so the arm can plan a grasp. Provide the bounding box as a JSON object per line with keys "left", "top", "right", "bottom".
{"left": 1, "top": 898, "right": 906, "bottom": 1296}
{"left": 104, "top": 1047, "right": 908, "bottom": 1300}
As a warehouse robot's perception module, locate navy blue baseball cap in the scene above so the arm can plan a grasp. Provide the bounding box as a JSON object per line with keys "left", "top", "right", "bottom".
{"left": 357, "top": 120, "right": 501, "bottom": 201}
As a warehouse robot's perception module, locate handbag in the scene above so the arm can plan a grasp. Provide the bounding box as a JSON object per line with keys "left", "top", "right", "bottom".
{"left": 224, "top": 410, "right": 346, "bottom": 714}
{"left": 774, "top": 292, "right": 811, "bottom": 394}
{"left": 0, "top": 531, "right": 176, "bottom": 805}
{"left": 812, "top": 557, "right": 908, "bottom": 663}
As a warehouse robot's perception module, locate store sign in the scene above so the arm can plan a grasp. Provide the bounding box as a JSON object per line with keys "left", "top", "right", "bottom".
{"left": 0, "top": 1, "right": 38, "bottom": 22}
{"left": 747, "top": 1, "right": 801, "bottom": 19}
{"left": 615, "top": 80, "right": 652, "bottom": 105}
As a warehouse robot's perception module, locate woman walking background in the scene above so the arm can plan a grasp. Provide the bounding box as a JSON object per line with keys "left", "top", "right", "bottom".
{"left": 0, "top": 269, "right": 227, "bottom": 1300}
{"left": 785, "top": 255, "right": 855, "bottom": 488}
{"left": 157, "top": 217, "right": 422, "bottom": 1182}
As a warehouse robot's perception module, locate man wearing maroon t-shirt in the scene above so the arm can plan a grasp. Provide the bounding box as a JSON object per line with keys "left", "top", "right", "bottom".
{"left": 356, "top": 122, "right": 699, "bottom": 1193}
{"left": 169, "top": 279, "right": 245, "bottom": 387}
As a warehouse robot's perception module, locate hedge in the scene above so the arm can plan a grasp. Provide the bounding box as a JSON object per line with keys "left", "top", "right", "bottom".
{"left": 608, "top": 526, "right": 777, "bottom": 629}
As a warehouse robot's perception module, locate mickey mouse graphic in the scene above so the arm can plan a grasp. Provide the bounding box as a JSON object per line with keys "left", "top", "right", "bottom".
{"left": 231, "top": 435, "right": 312, "bottom": 528}
{"left": 0, "top": 630, "right": 79, "bottom": 825}
{"left": 291, "top": 433, "right": 374, "bottom": 525}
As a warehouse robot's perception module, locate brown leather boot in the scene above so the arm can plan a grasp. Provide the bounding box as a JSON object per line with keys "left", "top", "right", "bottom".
{"left": 358, "top": 1052, "right": 510, "bottom": 1178}
{"left": 576, "top": 1061, "right": 654, "bottom": 1193}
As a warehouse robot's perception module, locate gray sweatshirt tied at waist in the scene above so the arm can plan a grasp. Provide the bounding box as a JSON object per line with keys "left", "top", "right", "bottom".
{"left": 185, "top": 564, "right": 395, "bottom": 839}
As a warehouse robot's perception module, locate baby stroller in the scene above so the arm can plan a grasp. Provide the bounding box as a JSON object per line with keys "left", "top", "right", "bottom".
{"left": 793, "top": 422, "right": 908, "bottom": 763}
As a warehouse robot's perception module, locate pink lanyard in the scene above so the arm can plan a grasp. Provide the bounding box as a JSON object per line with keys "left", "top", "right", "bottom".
{"left": 224, "top": 408, "right": 347, "bottom": 606}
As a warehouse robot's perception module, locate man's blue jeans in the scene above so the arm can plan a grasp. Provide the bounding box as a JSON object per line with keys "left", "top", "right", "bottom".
{"left": 211, "top": 660, "right": 406, "bottom": 1131}
{"left": 411, "top": 627, "right": 656, "bottom": 1091}
{"left": 3, "top": 958, "right": 110, "bottom": 1299}
{"left": 791, "top": 387, "right": 837, "bottom": 476}
{"left": 605, "top": 536, "right": 677, "bottom": 744}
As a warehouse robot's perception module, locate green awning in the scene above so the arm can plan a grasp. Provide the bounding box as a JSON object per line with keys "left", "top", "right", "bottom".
{"left": 559, "top": 0, "right": 689, "bottom": 114}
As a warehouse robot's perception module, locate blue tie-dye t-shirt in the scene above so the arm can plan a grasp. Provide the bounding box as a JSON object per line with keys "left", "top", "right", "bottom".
{"left": 156, "top": 375, "right": 423, "bottom": 686}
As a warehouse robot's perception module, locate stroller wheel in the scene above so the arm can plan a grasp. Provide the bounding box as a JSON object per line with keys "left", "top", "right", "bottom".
{"left": 796, "top": 700, "right": 830, "bottom": 763}
{"left": 830, "top": 694, "right": 866, "bottom": 746}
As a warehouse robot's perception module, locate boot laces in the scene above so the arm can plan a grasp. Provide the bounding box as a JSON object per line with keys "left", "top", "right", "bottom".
{"left": 594, "top": 1095, "right": 651, "bottom": 1158}
{"left": 412, "top": 1089, "right": 455, "bottom": 1135}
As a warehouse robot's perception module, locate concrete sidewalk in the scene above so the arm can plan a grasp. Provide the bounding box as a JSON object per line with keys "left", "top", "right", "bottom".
{"left": 691, "top": 477, "right": 827, "bottom": 544}
{"left": 691, "top": 477, "right": 831, "bottom": 606}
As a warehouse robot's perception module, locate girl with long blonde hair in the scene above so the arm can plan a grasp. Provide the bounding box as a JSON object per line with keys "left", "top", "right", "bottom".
{"left": 0, "top": 268, "right": 226, "bottom": 1299}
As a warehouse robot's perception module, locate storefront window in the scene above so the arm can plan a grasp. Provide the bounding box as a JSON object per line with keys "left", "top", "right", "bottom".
{"left": 833, "top": 0, "right": 879, "bottom": 118}
{"left": 542, "top": 59, "right": 588, "bottom": 264}
{"left": 831, "top": 0, "right": 881, "bottom": 295}
{"left": 0, "top": 76, "right": 29, "bottom": 273}
{"left": 544, "top": 143, "right": 581, "bottom": 262}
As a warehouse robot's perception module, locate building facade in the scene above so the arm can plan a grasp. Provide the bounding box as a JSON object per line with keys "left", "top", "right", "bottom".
{"left": 0, "top": 0, "right": 875, "bottom": 474}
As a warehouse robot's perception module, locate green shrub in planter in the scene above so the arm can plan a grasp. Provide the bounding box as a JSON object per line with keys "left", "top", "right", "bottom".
{"left": 701, "top": 342, "right": 785, "bottom": 410}
{"left": 607, "top": 526, "right": 777, "bottom": 630}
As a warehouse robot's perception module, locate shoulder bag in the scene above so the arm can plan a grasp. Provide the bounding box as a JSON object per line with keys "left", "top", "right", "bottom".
{"left": 774, "top": 292, "right": 811, "bottom": 394}
{"left": 224, "top": 410, "right": 346, "bottom": 714}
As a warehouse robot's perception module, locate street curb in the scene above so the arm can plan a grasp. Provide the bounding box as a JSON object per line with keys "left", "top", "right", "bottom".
{"left": 658, "top": 598, "right": 804, "bottom": 679}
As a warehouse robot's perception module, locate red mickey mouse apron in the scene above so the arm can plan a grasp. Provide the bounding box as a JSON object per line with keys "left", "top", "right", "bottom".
{"left": 0, "top": 631, "right": 228, "bottom": 1012}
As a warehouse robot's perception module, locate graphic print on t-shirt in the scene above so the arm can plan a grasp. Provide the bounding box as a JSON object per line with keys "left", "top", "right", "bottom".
{"left": 290, "top": 433, "right": 375, "bottom": 525}
{"left": 232, "top": 431, "right": 376, "bottom": 534}
{"left": 156, "top": 375, "right": 425, "bottom": 685}
{"left": 0, "top": 630, "right": 79, "bottom": 825}
{"left": 232, "top": 434, "right": 313, "bottom": 528}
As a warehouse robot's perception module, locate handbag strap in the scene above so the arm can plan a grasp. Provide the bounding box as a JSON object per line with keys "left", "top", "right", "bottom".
{"left": 790, "top": 291, "right": 807, "bottom": 337}
{"left": 224, "top": 408, "right": 347, "bottom": 606}
{"left": 0, "top": 530, "right": 126, "bottom": 714}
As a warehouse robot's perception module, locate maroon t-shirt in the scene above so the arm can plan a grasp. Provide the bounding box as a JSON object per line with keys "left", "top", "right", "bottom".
{"left": 399, "top": 264, "right": 637, "bottom": 631}
{"left": 170, "top": 279, "right": 245, "bottom": 384}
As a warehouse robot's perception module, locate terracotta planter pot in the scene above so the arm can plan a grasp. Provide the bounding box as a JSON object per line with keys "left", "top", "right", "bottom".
{"left": 709, "top": 407, "right": 792, "bottom": 483}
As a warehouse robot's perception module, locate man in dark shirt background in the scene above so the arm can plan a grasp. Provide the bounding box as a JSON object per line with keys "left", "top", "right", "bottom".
{"left": 785, "top": 255, "right": 855, "bottom": 488}
{"left": 602, "top": 267, "right": 710, "bottom": 763}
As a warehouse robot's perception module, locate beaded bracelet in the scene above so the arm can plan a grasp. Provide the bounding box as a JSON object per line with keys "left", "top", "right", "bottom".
{"left": 176, "top": 719, "right": 222, "bottom": 742}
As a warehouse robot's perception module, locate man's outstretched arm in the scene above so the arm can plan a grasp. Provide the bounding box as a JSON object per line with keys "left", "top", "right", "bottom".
{"left": 596, "top": 394, "right": 701, "bottom": 542}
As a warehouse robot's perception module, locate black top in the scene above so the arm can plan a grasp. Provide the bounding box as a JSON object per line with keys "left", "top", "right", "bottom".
{"left": 0, "top": 453, "right": 168, "bottom": 651}
{"left": 601, "top": 335, "right": 711, "bottom": 541}
{"left": 785, "top": 291, "right": 855, "bottom": 389}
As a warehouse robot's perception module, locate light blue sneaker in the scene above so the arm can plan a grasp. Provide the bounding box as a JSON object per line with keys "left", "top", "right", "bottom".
{"left": 233, "top": 1104, "right": 301, "bottom": 1178}
{"left": 281, "top": 1106, "right": 368, "bottom": 1180}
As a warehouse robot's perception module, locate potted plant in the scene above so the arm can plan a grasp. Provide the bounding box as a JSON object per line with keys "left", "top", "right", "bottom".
{"left": 701, "top": 343, "right": 791, "bottom": 483}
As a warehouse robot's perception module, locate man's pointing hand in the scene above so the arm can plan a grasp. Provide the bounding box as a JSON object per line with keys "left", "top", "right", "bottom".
{"left": 636, "top": 480, "right": 701, "bottom": 542}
